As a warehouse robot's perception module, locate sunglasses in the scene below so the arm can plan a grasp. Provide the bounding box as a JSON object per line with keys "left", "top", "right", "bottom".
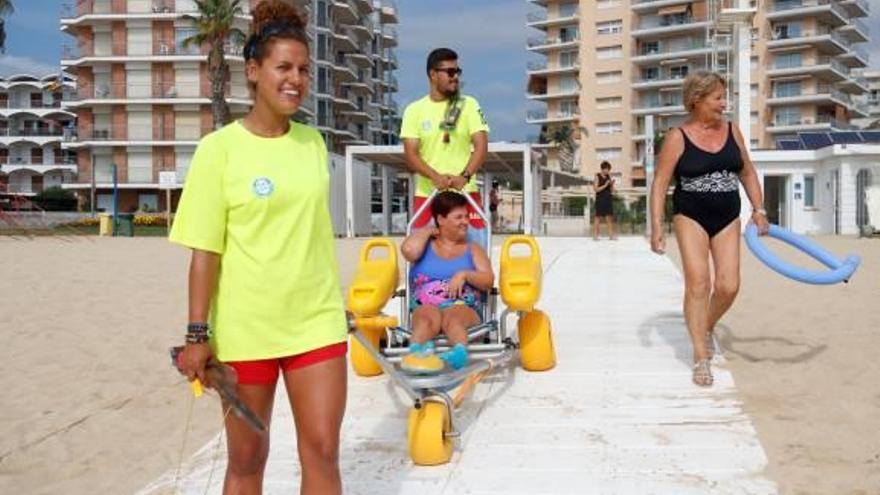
{"left": 433, "top": 67, "right": 462, "bottom": 78}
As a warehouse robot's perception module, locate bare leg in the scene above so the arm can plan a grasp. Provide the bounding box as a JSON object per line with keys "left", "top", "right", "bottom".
{"left": 706, "top": 219, "right": 741, "bottom": 349}
{"left": 410, "top": 305, "right": 442, "bottom": 344}
{"left": 606, "top": 215, "right": 616, "bottom": 240}
{"left": 673, "top": 215, "right": 712, "bottom": 368}
{"left": 592, "top": 215, "right": 600, "bottom": 240}
{"left": 223, "top": 383, "right": 276, "bottom": 495}
{"left": 283, "top": 355, "right": 347, "bottom": 495}
{"left": 440, "top": 305, "right": 480, "bottom": 346}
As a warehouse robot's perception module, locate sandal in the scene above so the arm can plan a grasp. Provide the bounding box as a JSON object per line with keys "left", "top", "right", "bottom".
{"left": 692, "top": 359, "right": 713, "bottom": 387}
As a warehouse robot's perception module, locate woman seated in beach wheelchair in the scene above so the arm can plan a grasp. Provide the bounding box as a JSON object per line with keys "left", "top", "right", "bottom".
{"left": 345, "top": 189, "right": 556, "bottom": 465}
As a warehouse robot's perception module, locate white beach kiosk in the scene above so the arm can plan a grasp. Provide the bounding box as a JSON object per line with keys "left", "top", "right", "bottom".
{"left": 337, "top": 142, "right": 588, "bottom": 237}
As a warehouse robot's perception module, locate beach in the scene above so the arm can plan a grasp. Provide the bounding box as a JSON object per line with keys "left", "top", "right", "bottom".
{"left": 0, "top": 234, "right": 877, "bottom": 494}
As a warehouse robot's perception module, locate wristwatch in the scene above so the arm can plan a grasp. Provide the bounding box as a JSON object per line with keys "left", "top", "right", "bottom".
{"left": 460, "top": 170, "right": 472, "bottom": 181}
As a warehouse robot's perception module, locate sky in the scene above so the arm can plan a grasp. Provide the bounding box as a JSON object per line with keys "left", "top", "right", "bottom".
{"left": 5, "top": 0, "right": 880, "bottom": 142}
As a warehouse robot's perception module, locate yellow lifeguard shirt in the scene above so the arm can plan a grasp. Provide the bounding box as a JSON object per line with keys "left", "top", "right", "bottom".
{"left": 169, "top": 121, "right": 346, "bottom": 361}
{"left": 400, "top": 94, "right": 490, "bottom": 196}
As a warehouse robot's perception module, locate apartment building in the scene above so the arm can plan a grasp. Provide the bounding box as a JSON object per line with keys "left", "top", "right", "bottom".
{"left": 0, "top": 66, "right": 77, "bottom": 197}
{"left": 60, "top": 0, "right": 400, "bottom": 213}
{"left": 853, "top": 69, "right": 880, "bottom": 129}
{"left": 526, "top": 0, "right": 870, "bottom": 188}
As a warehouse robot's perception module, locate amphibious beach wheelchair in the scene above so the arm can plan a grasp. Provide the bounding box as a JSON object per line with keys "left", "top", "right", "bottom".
{"left": 345, "top": 190, "right": 555, "bottom": 465}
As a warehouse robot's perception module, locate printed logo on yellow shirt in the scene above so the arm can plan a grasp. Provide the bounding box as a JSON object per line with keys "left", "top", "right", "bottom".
{"left": 252, "top": 177, "right": 274, "bottom": 198}
{"left": 421, "top": 120, "right": 432, "bottom": 132}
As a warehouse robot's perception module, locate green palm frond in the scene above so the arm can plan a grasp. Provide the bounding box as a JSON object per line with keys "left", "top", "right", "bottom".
{"left": 0, "top": 1, "right": 14, "bottom": 17}
{"left": 181, "top": 0, "right": 245, "bottom": 49}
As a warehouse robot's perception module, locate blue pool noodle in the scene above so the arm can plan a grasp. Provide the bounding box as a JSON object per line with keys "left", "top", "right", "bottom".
{"left": 744, "top": 224, "right": 860, "bottom": 285}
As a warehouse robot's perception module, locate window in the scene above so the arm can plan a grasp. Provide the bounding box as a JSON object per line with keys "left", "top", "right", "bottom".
{"left": 596, "top": 147, "right": 622, "bottom": 160}
{"left": 774, "top": 81, "right": 801, "bottom": 98}
{"left": 669, "top": 65, "right": 689, "bottom": 79}
{"left": 559, "top": 51, "right": 578, "bottom": 68}
{"left": 559, "top": 3, "right": 578, "bottom": 17}
{"left": 597, "top": 70, "right": 622, "bottom": 84}
{"left": 641, "top": 41, "right": 660, "bottom": 55}
{"left": 750, "top": 56, "right": 758, "bottom": 70}
{"left": 317, "top": 68, "right": 329, "bottom": 94}
{"left": 596, "top": 20, "right": 623, "bottom": 35}
{"left": 559, "top": 100, "right": 579, "bottom": 116}
{"left": 317, "top": 34, "right": 328, "bottom": 61}
{"left": 558, "top": 76, "right": 578, "bottom": 92}
{"left": 775, "top": 106, "right": 801, "bottom": 125}
{"left": 750, "top": 139, "right": 759, "bottom": 149}
{"left": 597, "top": 45, "right": 623, "bottom": 60}
{"left": 596, "top": 97, "right": 622, "bottom": 109}
{"left": 774, "top": 52, "right": 802, "bottom": 69}
{"left": 316, "top": 0, "right": 328, "bottom": 27}
{"left": 560, "top": 26, "right": 579, "bottom": 43}
{"left": 597, "top": 0, "right": 621, "bottom": 8}
{"left": 751, "top": 112, "right": 759, "bottom": 124}
{"left": 596, "top": 122, "right": 622, "bottom": 135}
{"left": 642, "top": 67, "right": 660, "bottom": 81}
{"left": 804, "top": 175, "right": 815, "bottom": 207}
{"left": 751, "top": 84, "right": 758, "bottom": 98}
{"left": 773, "top": 22, "right": 801, "bottom": 40}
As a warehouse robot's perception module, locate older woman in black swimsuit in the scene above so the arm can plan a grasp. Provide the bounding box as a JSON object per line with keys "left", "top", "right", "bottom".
{"left": 649, "top": 71, "right": 769, "bottom": 387}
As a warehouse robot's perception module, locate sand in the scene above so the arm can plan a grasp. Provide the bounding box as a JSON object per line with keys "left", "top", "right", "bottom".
{"left": 665, "top": 235, "right": 880, "bottom": 495}
{"left": 0, "top": 234, "right": 877, "bottom": 494}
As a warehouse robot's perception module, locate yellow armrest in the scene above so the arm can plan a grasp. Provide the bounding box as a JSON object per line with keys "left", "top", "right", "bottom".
{"left": 347, "top": 238, "right": 399, "bottom": 317}
{"left": 499, "top": 235, "right": 542, "bottom": 312}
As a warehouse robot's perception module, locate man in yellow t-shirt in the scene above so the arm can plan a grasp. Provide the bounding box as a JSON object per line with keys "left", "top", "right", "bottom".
{"left": 400, "top": 47, "right": 490, "bottom": 228}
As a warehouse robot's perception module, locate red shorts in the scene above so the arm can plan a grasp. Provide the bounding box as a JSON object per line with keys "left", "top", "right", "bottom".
{"left": 412, "top": 193, "right": 486, "bottom": 229}
{"left": 225, "top": 342, "right": 348, "bottom": 385}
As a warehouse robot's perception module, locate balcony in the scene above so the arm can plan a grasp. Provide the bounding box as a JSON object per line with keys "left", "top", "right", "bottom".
{"left": 767, "top": 57, "right": 848, "bottom": 81}
{"left": 526, "top": 8, "right": 579, "bottom": 30}
{"left": 332, "top": 29, "right": 359, "bottom": 53}
{"left": 527, "top": 60, "right": 579, "bottom": 76}
{"left": 766, "top": 85, "right": 849, "bottom": 106}
{"left": 526, "top": 109, "right": 579, "bottom": 124}
{"left": 343, "top": 17, "right": 374, "bottom": 42}
{"left": 631, "top": 0, "right": 695, "bottom": 13}
{"left": 766, "top": 113, "right": 855, "bottom": 133}
{"left": 380, "top": 2, "right": 399, "bottom": 24}
{"left": 838, "top": 17, "right": 869, "bottom": 43}
{"left": 839, "top": 0, "right": 869, "bottom": 17}
{"left": 0, "top": 160, "right": 77, "bottom": 175}
{"left": 839, "top": 73, "right": 869, "bottom": 93}
{"left": 632, "top": 96, "right": 685, "bottom": 116}
{"left": 631, "top": 72, "right": 691, "bottom": 90}
{"left": 61, "top": 42, "right": 244, "bottom": 65}
{"left": 527, "top": 35, "right": 580, "bottom": 53}
{"left": 380, "top": 26, "right": 398, "bottom": 48}
{"left": 527, "top": 87, "right": 579, "bottom": 101}
{"left": 330, "top": 0, "right": 358, "bottom": 24}
{"left": 767, "top": 28, "right": 847, "bottom": 55}
{"left": 64, "top": 124, "right": 213, "bottom": 146}
{"left": 837, "top": 43, "right": 869, "bottom": 68}
{"left": 767, "top": 0, "right": 848, "bottom": 27}
{"left": 345, "top": 50, "right": 373, "bottom": 69}
{"left": 632, "top": 15, "right": 711, "bottom": 38}
{"left": 632, "top": 40, "right": 723, "bottom": 64}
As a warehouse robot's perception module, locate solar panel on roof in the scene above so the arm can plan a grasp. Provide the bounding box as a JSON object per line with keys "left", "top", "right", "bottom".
{"left": 778, "top": 140, "right": 804, "bottom": 150}
{"left": 859, "top": 131, "right": 880, "bottom": 143}
{"left": 828, "top": 132, "right": 863, "bottom": 144}
{"left": 799, "top": 132, "right": 833, "bottom": 150}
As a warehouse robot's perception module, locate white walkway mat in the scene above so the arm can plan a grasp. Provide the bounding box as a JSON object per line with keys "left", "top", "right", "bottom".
{"left": 139, "top": 237, "right": 776, "bottom": 495}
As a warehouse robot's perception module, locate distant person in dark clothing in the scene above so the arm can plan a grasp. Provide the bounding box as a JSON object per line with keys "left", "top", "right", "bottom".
{"left": 489, "top": 180, "right": 501, "bottom": 230}
{"left": 592, "top": 161, "right": 616, "bottom": 240}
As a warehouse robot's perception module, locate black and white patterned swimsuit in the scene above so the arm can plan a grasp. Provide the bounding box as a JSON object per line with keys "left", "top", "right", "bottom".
{"left": 673, "top": 122, "right": 743, "bottom": 237}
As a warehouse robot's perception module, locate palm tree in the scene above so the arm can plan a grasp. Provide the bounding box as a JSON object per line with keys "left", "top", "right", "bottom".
{"left": 0, "top": 1, "right": 14, "bottom": 54}
{"left": 542, "top": 124, "right": 588, "bottom": 172}
{"left": 183, "top": 0, "right": 246, "bottom": 129}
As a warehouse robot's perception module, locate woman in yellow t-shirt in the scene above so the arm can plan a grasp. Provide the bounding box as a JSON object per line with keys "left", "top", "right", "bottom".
{"left": 171, "top": 2, "right": 347, "bottom": 492}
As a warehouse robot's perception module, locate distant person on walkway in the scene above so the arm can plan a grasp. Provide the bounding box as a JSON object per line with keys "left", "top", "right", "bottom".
{"left": 489, "top": 180, "right": 502, "bottom": 230}
{"left": 171, "top": 2, "right": 348, "bottom": 493}
{"left": 401, "top": 47, "right": 489, "bottom": 228}
{"left": 592, "top": 161, "right": 616, "bottom": 240}
{"left": 649, "top": 70, "right": 768, "bottom": 387}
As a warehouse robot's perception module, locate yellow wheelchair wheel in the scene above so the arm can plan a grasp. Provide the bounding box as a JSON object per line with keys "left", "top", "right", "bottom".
{"left": 518, "top": 309, "right": 556, "bottom": 371}
{"left": 350, "top": 327, "right": 384, "bottom": 377}
{"left": 407, "top": 401, "right": 453, "bottom": 465}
